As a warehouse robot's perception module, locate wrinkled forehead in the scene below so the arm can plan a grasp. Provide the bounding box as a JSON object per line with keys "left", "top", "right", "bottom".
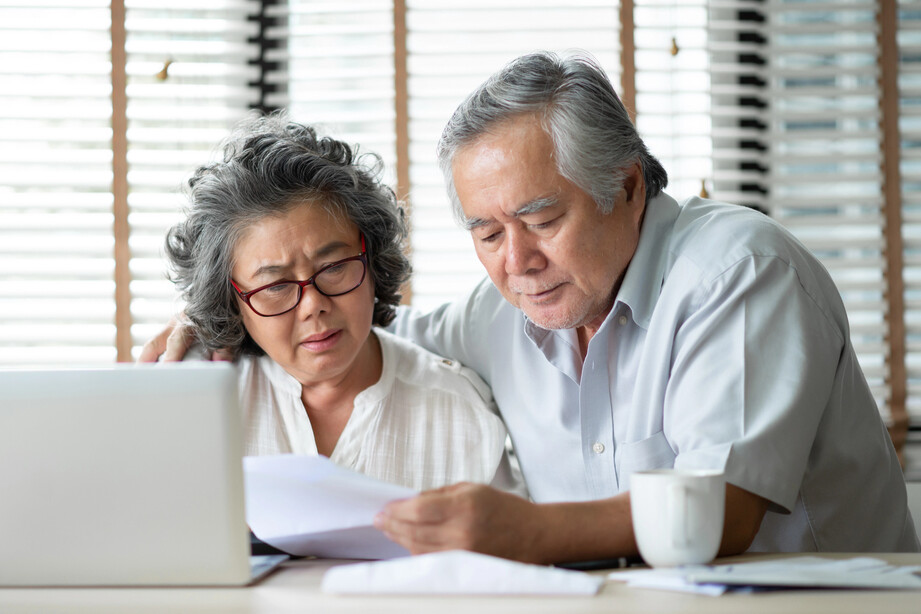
{"left": 237, "top": 195, "right": 352, "bottom": 240}
{"left": 229, "top": 198, "right": 359, "bottom": 267}
{"left": 452, "top": 120, "right": 567, "bottom": 222}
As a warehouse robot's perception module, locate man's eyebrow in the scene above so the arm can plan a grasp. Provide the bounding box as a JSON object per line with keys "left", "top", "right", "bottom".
{"left": 463, "top": 216, "right": 490, "bottom": 231}
{"left": 462, "top": 195, "right": 560, "bottom": 232}
{"left": 513, "top": 195, "right": 559, "bottom": 217}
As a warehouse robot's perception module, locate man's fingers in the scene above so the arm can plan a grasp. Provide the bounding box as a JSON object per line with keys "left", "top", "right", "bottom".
{"left": 137, "top": 318, "right": 179, "bottom": 363}
{"left": 379, "top": 516, "right": 455, "bottom": 550}
{"left": 137, "top": 338, "right": 166, "bottom": 363}
{"left": 379, "top": 494, "right": 450, "bottom": 525}
{"left": 375, "top": 484, "right": 539, "bottom": 561}
{"left": 211, "top": 347, "right": 234, "bottom": 362}
{"left": 373, "top": 496, "right": 447, "bottom": 551}
{"left": 373, "top": 486, "right": 487, "bottom": 553}
{"left": 162, "top": 319, "right": 197, "bottom": 362}
{"left": 136, "top": 316, "right": 194, "bottom": 363}
{"left": 375, "top": 507, "right": 465, "bottom": 553}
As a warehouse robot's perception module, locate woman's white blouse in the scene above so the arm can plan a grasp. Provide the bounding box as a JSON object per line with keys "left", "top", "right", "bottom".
{"left": 237, "top": 328, "right": 526, "bottom": 495}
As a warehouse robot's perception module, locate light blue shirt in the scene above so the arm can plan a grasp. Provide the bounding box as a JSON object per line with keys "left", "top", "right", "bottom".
{"left": 392, "top": 193, "right": 920, "bottom": 552}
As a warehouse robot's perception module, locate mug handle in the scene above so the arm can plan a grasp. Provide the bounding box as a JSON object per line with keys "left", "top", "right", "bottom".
{"left": 668, "top": 482, "right": 689, "bottom": 548}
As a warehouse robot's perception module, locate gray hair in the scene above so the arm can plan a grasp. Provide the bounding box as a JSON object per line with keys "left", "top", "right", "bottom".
{"left": 437, "top": 50, "right": 668, "bottom": 225}
{"left": 165, "top": 112, "right": 411, "bottom": 358}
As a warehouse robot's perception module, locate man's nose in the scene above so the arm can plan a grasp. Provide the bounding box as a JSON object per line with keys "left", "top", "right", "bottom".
{"left": 504, "top": 229, "right": 544, "bottom": 276}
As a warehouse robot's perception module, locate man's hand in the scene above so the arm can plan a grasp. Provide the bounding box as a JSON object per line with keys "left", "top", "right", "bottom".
{"left": 137, "top": 316, "right": 197, "bottom": 363}
{"left": 137, "top": 316, "right": 234, "bottom": 363}
{"left": 373, "top": 481, "right": 768, "bottom": 566}
{"left": 373, "top": 483, "right": 549, "bottom": 563}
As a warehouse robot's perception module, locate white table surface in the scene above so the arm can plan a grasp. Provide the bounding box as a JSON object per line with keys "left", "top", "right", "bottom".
{"left": 1, "top": 553, "right": 919, "bottom": 614}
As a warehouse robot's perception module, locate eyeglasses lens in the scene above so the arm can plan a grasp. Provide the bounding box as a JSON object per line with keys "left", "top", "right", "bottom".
{"left": 248, "top": 258, "right": 365, "bottom": 316}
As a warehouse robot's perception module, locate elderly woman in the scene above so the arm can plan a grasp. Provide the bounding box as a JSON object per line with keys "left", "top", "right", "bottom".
{"left": 165, "top": 114, "right": 523, "bottom": 494}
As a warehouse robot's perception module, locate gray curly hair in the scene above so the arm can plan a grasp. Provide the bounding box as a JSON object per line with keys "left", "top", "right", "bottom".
{"left": 437, "top": 50, "right": 668, "bottom": 225}
{"left": 165, "top": 112, "right": 411, "bottom": 358}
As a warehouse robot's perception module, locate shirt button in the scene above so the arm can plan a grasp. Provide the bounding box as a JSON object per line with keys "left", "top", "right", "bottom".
{"left": 441, "top": 359, "right": 454, "bottom": 366}
{"left": 618, "top": 315, "right": 628, "bottom": 326}
{"left": 592, "top": 442, "right": 605, "bottom": 454}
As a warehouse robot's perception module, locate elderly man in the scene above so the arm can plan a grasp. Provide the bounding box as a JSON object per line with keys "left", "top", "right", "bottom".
{"left": 146, "top": 51, "right": 919, "bottom": 563}
{"left": 372, "top": 51, "right": 919, "bottom": 562}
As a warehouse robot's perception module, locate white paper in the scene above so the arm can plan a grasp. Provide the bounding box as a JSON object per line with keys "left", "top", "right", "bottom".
{"left": 610, "top": 556, "right": 921, "bottom": 594}
{"left": 243, "top": 454, "right": 417, "bottom": 559}
{"left": 685, "top": 556, "right": 921, "bottom": 590}
{"left": 609, "top": 567, "right": 729, "bottom": 596}
{"left": 321, "top": 550, "right": 604, "bottom": 595}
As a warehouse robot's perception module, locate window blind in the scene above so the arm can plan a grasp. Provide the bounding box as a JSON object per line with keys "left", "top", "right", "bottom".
{"left": 634, "top": 0, "right": 712, "bottom": 202}
{"left": 122, "top": 0, "right": 262, "bottom": 355}
{"left": 900, "top": 0, "right": 921, "bottom": 437}
{"left": 706, "top": 0, "right": 890, "bottom": 419}
{"left": 0, "top": 0, "right": 262, "bottom": 366}
{"left": 405, "top": 0, "right": 621, "bottom": 310}
{"left": 4, "top": 1, "right": 912, "bottom": 455}
{"left": 265, "top": 0, "right": 621, "bottom": 311}
{"left": 0, "top": 1, "right": 116, "bottom": 366}
{"left": 262, "top": 0, "right": 398, "bottom": 184}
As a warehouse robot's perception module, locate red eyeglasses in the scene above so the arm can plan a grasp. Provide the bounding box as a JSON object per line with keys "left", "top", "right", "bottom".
{"left": 231, "top": 235, "right": 367, "bottom": 317}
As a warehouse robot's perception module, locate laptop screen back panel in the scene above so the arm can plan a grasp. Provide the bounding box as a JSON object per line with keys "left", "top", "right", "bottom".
{"left": 0, "top": 363, "right": 252, "bottom": 586}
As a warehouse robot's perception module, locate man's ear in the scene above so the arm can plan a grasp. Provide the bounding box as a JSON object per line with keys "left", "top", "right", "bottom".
{"left": 621, "top": 161, "right": 647, "bottom": 214}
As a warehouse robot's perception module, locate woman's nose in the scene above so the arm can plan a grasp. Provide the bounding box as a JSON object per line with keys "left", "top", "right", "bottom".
{"left": 295, "top": 283, "right": 330, "bottom": 318}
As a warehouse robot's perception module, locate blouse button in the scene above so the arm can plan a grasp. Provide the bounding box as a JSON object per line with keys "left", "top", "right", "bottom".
{"left": 592, "top": 442, "right": 605, "bottom": 454}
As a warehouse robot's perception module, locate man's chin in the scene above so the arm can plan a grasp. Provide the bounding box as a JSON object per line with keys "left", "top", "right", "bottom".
{"left": 520, "top": 305, "right": 582, "bottom": 331}
{"left": 519, "top": 296, "right": 613, "bottom": 332}
{"left": 501, "top": 286, "right": 589, "bottom": 330}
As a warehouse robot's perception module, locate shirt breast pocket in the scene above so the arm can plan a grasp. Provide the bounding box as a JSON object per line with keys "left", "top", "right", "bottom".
{"left": 616, "top": 431, "right": 676, "bottom": 491}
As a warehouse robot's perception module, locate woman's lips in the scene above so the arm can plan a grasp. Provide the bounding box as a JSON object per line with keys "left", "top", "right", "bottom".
{"left": 300, "top": 329, "right": 342, "bottom": 352}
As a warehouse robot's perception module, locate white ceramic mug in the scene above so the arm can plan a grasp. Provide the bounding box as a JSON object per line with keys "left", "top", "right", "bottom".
{"left": 630, "top": 469, "right": 725, "bottom": 567}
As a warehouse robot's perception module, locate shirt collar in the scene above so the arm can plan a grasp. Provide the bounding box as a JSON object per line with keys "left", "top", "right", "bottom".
{"left": 519, "top": 192, "right": 680, "bottom": 374}
{"left": 615, "top": 191, "right": 681, "bottom": 330}
{"left": 259, "top": 353, "right": 303, "bottom": 396}
{"left": 257, "top": 329, "right": 395, "bottom": 407}
{"left": 522, "top": 318, "right": 582, "bottom": 383}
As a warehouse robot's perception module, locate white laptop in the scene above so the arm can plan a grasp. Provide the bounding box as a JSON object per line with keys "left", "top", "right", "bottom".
{"left": 0, "top": 362, "right": 287, "bottom": 586}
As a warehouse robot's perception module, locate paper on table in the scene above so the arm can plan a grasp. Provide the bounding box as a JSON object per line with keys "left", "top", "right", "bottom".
{"left": 609, "top": 556, "right": 921, "bottom": 594}
{"left": 685, "top": 556, "right": 921, "bottom": 590}
{"left": 321, "top": 550, "right": 604, "bottom": 595}
{"left": 609, "top": 567, "right": 729, "bottom": 596}
{"left": 243, "top": 454, "right": 417, "bottom": 559}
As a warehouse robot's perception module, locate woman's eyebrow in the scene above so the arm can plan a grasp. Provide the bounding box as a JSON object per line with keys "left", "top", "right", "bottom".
{"left": 312, "top": 240, "right": 353, "bottom": 259}
{"left": 251, "top": 263, "right": 286, "bottom": 278}
{"left": 249, "top": 240, "right": 353, "bottom": 278}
